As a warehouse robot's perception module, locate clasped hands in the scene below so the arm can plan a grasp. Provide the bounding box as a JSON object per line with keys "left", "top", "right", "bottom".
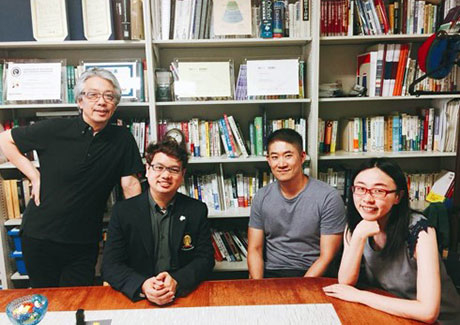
{"left": 142, "top": 271, "right": 177, "bottom": 305}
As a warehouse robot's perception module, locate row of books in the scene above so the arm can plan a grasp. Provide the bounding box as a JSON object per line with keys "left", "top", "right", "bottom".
{"left": 356, "top": 43, "right": 458, "bottom": 98}
{"left": 211, "top": 229, "right": 248, "bottom": 262}
{"left": 0, "top": 179, "right": 31, "bottom": 220}
{"left": 115, "top": 119, "right": 151, "bottom": 157}
{"left": 158, "top": 114, "right": 306, "bottom": 158}
{"left": 319, "top": 167, "right": 455, "bottom": 207}
{"left": 151, "top": 0, "right": 311, "bottom": 41}
{"left": 320, "top": 0, "right": 448, "bottom": 36}
{"left": 179, "top": 169, "right": 275, "bottom": 211}
{"left": 0, "top": 0, "right": 144, "bottom": 42}
{"left": 234, "top": 61, "right": 305, "bottom": 100}
{"left": 0, "top": 60, "right": 148, "bottom": 105}
{"left": 330, "top": 101, "right": 460, "bottom": 154}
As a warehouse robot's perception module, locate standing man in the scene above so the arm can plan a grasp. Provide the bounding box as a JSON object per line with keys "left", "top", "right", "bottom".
{"left": 0, "top": 68, "right": 144, "bottom": 287}
{"left": 248, "top": 128, "right": 346, "bottom": 279}
{"left": 102, "top": 138, "right": 215, "bottom": 305}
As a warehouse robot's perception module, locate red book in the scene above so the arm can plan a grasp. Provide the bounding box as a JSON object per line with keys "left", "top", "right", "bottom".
{"left": 210, "top": 235, "right": 224, "bottom": 262}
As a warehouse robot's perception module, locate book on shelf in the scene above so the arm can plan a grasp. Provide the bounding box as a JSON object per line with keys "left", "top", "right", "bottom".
{"left": 330, "top": 100, "right": 460, "bottom": 155}
{"left": 152, "top": 0, "right": 310, "bottom": 40}
{"left": 321, "top": 0, "right": 442, "bottom": 36}
{"left": 354, "top": 43, "right": 458, "bottom": 98}
{"left": 179, "top": 169, "right": 275, "bottom": 212}
{"left": 211, "top": 229, "right": 247, "bottom": 263}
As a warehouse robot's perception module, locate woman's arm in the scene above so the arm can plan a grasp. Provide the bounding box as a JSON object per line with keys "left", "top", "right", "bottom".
{"left": 324, "top": 227, "right": 441, "bottom": 323}
{"left": 338, "top": 221, "right": 380, "bottom": 285}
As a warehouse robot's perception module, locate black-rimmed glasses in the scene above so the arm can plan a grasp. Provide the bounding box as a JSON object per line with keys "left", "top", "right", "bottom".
{"left": 150, "top": 163, "right": 182, "bottom": 175}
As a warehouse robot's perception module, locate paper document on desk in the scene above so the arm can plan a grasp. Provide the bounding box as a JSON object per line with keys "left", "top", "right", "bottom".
{"left": 0, "top": 303, "right": 341, "bottom": 324}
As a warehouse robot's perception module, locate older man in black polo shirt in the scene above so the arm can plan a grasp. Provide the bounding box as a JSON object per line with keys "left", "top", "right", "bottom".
{"left": 0, "top": 68, "right": 144, "bottom": 287}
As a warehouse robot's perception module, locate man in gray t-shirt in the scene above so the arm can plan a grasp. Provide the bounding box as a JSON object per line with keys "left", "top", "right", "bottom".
{"left": 248, "top": 129, "right": 346, "bottom": 279}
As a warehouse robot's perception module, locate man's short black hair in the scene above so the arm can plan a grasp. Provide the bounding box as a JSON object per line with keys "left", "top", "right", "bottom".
{"left": 145, "top": 137, "right": 189, "bottom": 169}
{"left": 267, "top": 128, "right": 303, "bottom": 154}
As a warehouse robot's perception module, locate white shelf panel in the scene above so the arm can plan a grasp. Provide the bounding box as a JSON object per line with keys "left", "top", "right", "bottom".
{"left": 320, "top": 34, "right": 431, "bottom": 45}
{"left": 153, "top": 38, "right": 312, "bottom": 49}
{"left": 5, "top": 216, "right": 111, "bottom": 225}
{"left": 213, "top": 260, "right": 248, "bottom": 272}
{"left": 0, "top": 102, "right": 149, "bottom": 110}
{"left": 0, "top": 40, "right": 145, "bottom": 50}
{"left": 190, "top": 156, "right": 267, "bottom": 164}
{"left": 156, "top": 99, "right": 311, "bottom": 106}
{"left": 4, "top": 219, "right": 22, "bottom": 226}
{"left": 319, "top": 151, "right": 457, "bottom": 160}
{"left": 319, "top": 95, "right": 460, "bottom": 103}
{"left": 208, "top": 207, "right": 250, "bottom": 218}
{"left": 11, "top": 272, "right": 29, "bottom": 280}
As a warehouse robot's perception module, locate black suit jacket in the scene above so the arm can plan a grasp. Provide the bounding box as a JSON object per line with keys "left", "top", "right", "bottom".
{"left": 102, "top": 191, "right": 215, "bottom": 301}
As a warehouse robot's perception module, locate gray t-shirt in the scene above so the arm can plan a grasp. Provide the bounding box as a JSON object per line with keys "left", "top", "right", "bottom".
{"left": 249, "top": 177, "right": 346, "bottom": 270}
{"left": 363, "top": 213, "right": 460, "bottom": 325}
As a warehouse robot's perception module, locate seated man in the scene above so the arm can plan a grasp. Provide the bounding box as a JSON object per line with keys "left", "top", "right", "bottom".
{"left": 102, "top": 138, "right": 215, "bottom": 304}
{"left": 248, "top": 128, "right": 346, "bottom": 279}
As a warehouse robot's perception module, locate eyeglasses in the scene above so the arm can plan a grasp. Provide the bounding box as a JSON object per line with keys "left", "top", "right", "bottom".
{"left": 351, "top": 186, "right": 398, "bottom": 199}
{"left": 82, "top": 91, "right": 116, "bottom": 103}
{"left": 150, "top": 163, "right": 182, "bottom": 175}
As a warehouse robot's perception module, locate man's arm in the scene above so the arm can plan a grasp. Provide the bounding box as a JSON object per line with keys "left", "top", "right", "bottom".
{"left": 0, "top": 130, "right": 41, "bottom": 205}
{"left": 247, "top": 227, "right": 265, "bottom": 279}
{"left": 120, "top": 174, "right": 141, "bottom": 199}
{"left": 304, "top": 233, "right": 342, "bottom": 277}
{"left": 102, "top": 206, "right": 147, "bottom": 301}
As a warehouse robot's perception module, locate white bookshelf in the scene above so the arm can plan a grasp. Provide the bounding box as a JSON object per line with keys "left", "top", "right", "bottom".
{"left": 214, "top": 260, "right": 248, "bottom": 272}
{"left": 0, "top": 0, "right": 459, "bottom": 287}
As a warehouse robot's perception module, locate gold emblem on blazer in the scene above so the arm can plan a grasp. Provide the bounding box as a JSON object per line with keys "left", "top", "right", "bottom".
{"left": 182, "top": 234, "right": 194, "bottom": 251}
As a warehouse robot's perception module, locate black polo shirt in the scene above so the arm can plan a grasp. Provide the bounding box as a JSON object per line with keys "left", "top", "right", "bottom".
{"left": 11, "top": 116, "right": 144, "bottom": 244}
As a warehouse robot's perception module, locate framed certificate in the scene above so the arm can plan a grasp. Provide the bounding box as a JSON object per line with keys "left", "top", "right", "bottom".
{"left": 30, "top": 0, "right": 68, "bottom": 41}
{"left": 172, "top": 59, "right": 235, "bottom": 101}
{"left": 246, "top": 59, "right": 300, "bottom": 97}
{"left": 81, "top": 60, "right": 144, "bottom": 102}
{"left": 3, "top": 59, "right": 66, "bottom": 104}
{"left": 82, "top": 0, "right": 113, "bottom": 40}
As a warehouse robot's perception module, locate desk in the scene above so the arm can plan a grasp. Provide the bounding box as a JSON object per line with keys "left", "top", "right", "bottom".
{"left": 0, "top": 277, "right": 421, "bottom": 324}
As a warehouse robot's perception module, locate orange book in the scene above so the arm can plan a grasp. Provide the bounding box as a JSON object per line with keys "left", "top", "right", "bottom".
{"left": 393, "top": 44, "right": 409, "bottom": 96}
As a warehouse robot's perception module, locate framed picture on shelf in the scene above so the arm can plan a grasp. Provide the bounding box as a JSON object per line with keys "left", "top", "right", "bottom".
{"left": 171, "top": 58, "right": 235, "bottom": 101}
{"left": 3, "top": 59, "right": 67, "bottom": 104}
{"left": 212, "top": 0, "right": 252, "bottom": 36}
{"left": 81, "top": 60, "right": 144, "bottom": 102}
{"left": 81, "top": 0, "right": 113, "bottom": 40}
{"left": 30, "top": 0, "right": 68, "bottom": 41}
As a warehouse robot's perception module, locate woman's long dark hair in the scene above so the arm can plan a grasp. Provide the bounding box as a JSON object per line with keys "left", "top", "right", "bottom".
{"left": 346, "top": 158, "right": 411, "bottom": 259}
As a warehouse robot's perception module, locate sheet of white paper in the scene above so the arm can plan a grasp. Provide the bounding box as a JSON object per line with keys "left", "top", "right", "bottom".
{"left": 0, "top": 303, "right": 341, "bottom": 325}
{"left": 82, "top": 0, "right": 113, "bottom": 40}
{"left": 176, "top": 62, "right": 232, "bottom": 98}
{"left": 30, "top": 0, "right": 68, "bottom": 41}
{"left": 213, "top": 0, "right": 252, "bottom": 36}
{"left": 247, "top": 59, "right": 299, "bottom": 96}
{"left": 5, "top": 62, "right": 62, "bottom": 101}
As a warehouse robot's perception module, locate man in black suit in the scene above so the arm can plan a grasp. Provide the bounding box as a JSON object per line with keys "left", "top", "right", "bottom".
{"left": 102, "top": 138, "right": 215, "bottom": 304}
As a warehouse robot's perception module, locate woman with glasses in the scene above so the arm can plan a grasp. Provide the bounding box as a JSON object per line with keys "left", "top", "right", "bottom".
{"left": 323, "top": 158, "right": 460, "bottom": 324}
